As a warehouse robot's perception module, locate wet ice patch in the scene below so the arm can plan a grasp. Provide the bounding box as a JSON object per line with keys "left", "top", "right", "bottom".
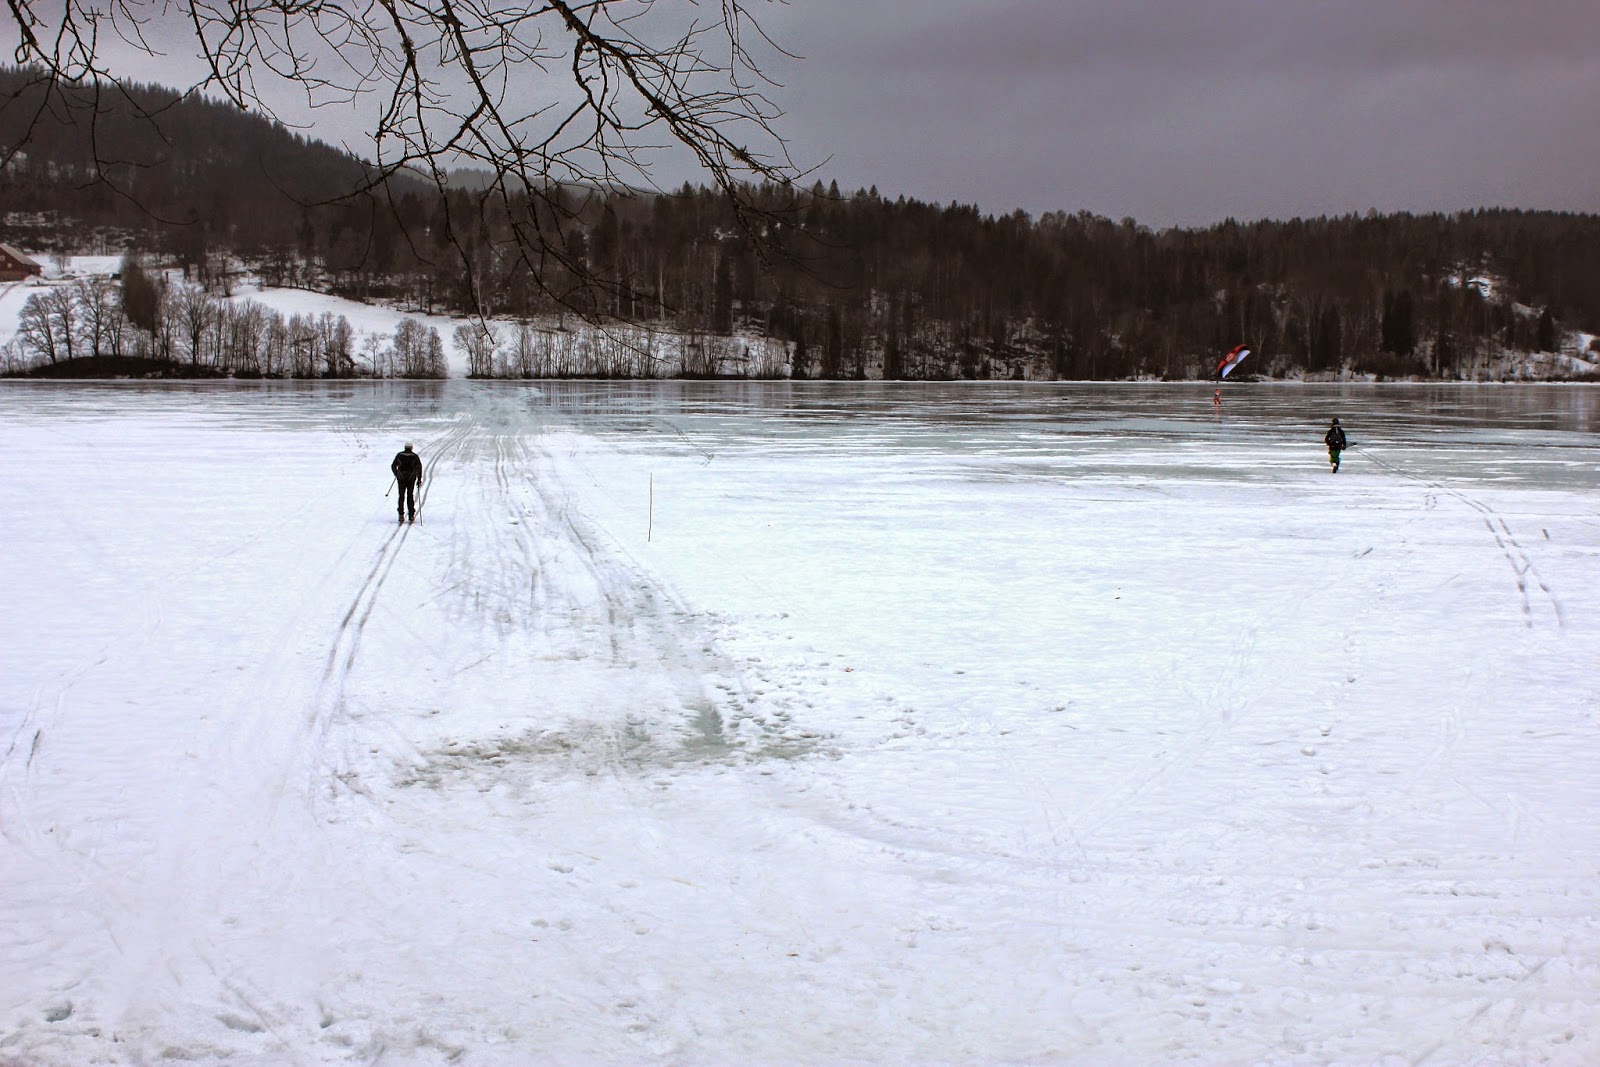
{"left": 394, "top": 701, "right": 828, "bottom": 790}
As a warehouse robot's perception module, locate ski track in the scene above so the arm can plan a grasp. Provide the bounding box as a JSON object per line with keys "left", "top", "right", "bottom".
{"left": 2, "top": 384, "right": 1598, "bottom": 1065}
{"left": 0, "top": 394, "right": 797, "bottom": 1062}
{"left": 0, "top": 396, "right": 465, "bottom": 1060}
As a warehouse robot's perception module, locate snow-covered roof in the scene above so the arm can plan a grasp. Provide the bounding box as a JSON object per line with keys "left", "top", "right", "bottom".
{"left": 0, "top": 243, "right": 42, "bottom": 269}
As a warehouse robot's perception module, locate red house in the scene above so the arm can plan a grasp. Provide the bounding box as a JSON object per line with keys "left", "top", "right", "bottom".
{"left": 0, "top": 244, "right": 44, "bottom": 281}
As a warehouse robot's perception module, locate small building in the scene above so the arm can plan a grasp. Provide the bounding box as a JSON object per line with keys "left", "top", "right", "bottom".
{"left": 0, "top": 244, "right": 44, "bottom": 281}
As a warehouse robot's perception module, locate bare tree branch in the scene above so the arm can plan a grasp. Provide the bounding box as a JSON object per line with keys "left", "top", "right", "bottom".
{"left": 4, "top": 0, "right": 802, "bottom": 314}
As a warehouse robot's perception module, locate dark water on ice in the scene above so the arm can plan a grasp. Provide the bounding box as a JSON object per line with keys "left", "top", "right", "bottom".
{"left": 4, "top": 379, "right": 1598, "bottom": 490}
{"left": 517, "top": 380, "right": 1600, "bottom": 492}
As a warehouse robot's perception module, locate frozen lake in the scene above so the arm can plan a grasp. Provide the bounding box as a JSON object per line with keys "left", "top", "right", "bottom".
{"left": 2, "top": 380, "right": 1598, "bottom": 1065}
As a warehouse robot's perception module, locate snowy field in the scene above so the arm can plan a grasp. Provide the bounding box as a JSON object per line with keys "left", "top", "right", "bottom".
{"left": 2, "top": 380, "right": 1599, "bottom": 1065}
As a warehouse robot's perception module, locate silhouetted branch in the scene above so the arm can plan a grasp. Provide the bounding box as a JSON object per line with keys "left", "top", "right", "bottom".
{"left": 4, "top": 0, "right": 801, "bottom": 312}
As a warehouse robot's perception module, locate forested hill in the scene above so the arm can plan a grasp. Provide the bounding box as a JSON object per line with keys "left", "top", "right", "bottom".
{"left": 733, "top": 191, "right": 1600, "bottom": 379}
{"left": 0, "top": 66, "right": 393, "bottom": 251}
{"left": 4, "top": 64, "right": 1599, "bottom": 380}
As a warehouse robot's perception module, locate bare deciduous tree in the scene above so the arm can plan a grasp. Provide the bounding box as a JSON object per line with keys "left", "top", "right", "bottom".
{"left": 453, "top": 320, "right": 498, "bottom": 377}
{"left": 16, "top": 290, "right": 66, "bottom": 365}
{"left": 170, "top": 284, "right": 214, "bottom": 367}
{"left": 72, "top": 277, "right": 118, "bottom": 358}
{"left": 316, "top": 312, "right": 354, "bottom": 376}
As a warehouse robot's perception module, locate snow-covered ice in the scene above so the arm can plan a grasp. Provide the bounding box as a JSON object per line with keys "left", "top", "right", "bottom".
{"left": 2, "top": 380, "right": 1599, "bottom": 1065}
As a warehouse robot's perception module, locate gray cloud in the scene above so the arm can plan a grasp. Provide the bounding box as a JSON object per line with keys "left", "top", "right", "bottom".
{"left": 759, "top": 0, "right": 1600, "bottom": 225}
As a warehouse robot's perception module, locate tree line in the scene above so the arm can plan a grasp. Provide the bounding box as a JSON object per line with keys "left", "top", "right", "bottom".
{"left": 1, "top": 256, "right": 446, "bottom": 378}
{"left": 5, "top": 65, "right": 1598, "bottom": 380}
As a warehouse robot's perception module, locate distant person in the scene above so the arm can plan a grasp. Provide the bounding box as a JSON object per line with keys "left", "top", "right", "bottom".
{"left": 1212, "top": 389, "right": 1223, "bottom": 409}
{"left": 1324, "top": 418, "right": 1347, "bottom": 473}
{"left": 391, "top": 442, "right": 423, "bottom": 523}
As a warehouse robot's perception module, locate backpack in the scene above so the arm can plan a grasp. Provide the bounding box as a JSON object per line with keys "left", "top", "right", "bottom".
{"left": 394, "top": 450, "right": 422, "bottom": 481}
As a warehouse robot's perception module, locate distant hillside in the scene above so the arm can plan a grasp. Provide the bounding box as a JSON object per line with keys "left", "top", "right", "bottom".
{"left": 4, "top": 66, "right": 1599, "bottom": 381}
{"left": 0, "top": 65, "right": 414, "bottom": 247}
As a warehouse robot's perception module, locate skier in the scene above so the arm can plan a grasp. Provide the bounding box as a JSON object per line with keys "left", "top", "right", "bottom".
{"left": 391, "top": 442, "right": 423, "bottom": 523}
{"left": 1212, "top": 388, "right": 1223, "bottom": 409}
{"left": 1324, "top": 417, "right": 1347, "bottom": 473}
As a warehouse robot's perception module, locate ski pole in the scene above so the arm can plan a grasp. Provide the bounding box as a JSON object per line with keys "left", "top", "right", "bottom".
{"left": 385, "top": 476, "right": 395, "bottom": 498}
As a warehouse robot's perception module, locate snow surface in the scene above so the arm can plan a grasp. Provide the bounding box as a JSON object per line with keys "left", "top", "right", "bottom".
{"left": 2, "top": 380, "right": 1600, "bottom": 1065}
{"left": 0, "top": 277, "right": 42, "bottom": 343}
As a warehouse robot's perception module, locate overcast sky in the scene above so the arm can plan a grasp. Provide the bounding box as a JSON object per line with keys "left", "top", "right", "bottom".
{"left": 9, "top": 0, "right": 1597, "bottom": 229}
{"left": 753, "top": 0, "right": 1600, "bottom": 227}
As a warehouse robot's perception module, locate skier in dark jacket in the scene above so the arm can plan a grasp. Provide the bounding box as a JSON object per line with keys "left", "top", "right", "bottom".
{"left": 1324, "top": 418, "right": 1348, "bottom": 473}
{"left": 391, "top": 443, "right": 423, "bottom": 522}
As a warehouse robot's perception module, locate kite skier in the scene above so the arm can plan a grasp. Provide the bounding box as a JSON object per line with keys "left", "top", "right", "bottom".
{"left": 1324, "top": 418, "right": 1347, "bottom": 473}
